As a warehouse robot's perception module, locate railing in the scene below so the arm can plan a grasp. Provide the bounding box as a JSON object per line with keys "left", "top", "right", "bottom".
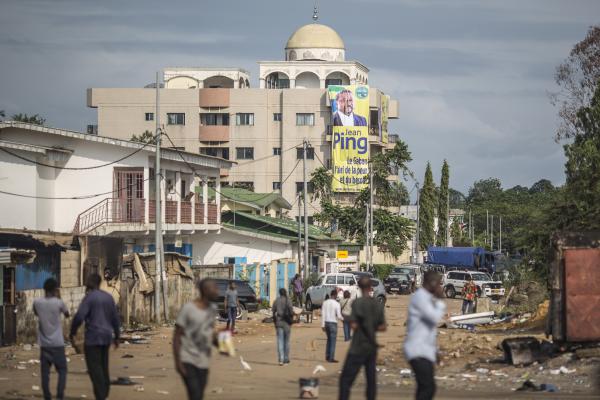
{"left": 181, "top": 201, "right": 192, "bottom": 224}
{"left": 73, "top": 198, "right": 145, "bottom": 235}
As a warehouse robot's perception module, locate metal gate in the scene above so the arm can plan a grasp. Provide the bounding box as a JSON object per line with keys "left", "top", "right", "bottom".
{"left": 564, "top": 248, "right": 600, "bottom": 342}
{"left": 113, "top": 168, "right": 144, "bottom": 223}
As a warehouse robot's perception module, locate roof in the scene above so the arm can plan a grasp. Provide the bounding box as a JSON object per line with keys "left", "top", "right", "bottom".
{"left": 286, "top": 23, "right": 345, "bottom": 49}
{"left": 0, "top": 122, "right": 234, "bottom": 170}
{"left": 223, "top": 211, "right": 342, "bottom": 242}
{"left": 205, "top": 187, "right": 291, "bottom": 210}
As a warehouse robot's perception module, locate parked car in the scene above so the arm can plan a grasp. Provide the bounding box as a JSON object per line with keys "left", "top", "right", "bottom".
{"left": 442, "top": 270, "right": 505, "bottom": 300}
{"left": 393, "top": 264, "right": 423, "bottom": 287}
{"left": 305, "top": 273, "right": 360, "bottom": 310}
{"left": 371, "top": 278, "right": 387, "bottom": 304}
{"left": 214, "top": 279, "right": 259, "bottom": 319}
{"left": 384, "top": 273, "right": 412, "bottom": 294}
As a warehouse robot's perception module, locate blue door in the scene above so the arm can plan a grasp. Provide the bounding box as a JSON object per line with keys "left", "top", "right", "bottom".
{"left": 277, "top": 263, "right": 286, "bottom": 292}
{"left": 287, "top": 262, "right": 297, "bottom": 291}
{"left": 260, "top": 265, "right": 268, "bottom": 301}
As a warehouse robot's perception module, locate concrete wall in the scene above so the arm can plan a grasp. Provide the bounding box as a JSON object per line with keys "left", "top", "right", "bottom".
{"left": 60, "top": 250, "right": 81, "bottom": 288}
{"left": 16, "top": 286, "right": 86, "bottom": 344}
{"left": 191, "top": 230, "right": 294, "bottom": 266}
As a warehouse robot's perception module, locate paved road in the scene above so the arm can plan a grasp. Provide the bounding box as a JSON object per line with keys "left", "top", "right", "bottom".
{"left": 0, "top": 295, "right": 597, "bottom": 399}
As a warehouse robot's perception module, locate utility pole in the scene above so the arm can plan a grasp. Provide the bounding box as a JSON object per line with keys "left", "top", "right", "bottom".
{"left": 499, "top": 216, "right": 502, "bottom": 253}
{"left": 302, "top": 139, "right": 309, "bottom": 278}
{"left": 154, "top": 72, "right": 163, "bottom": 323}
{"left": 297, "top": 193, "right": 302, "bottom": 276}
{"left": 446, "top": 190, "right": 450, "bottom": 246}
{"left": 415, "top": 183, "right": 420, "bottom": 263}
{"left": 368, "top": 161, "right": 374, "bottom": 271}
{"left": 486, "top": 210, "right": 489, "bottom": 246}
{"left": 469, "top": 208, "right": 473, "bottom": 245}
{"left": 365, "top": 201, "right": 370, "bottom": 270}
{"left": 491, "top": 215, "right": 494, "bottom": 251}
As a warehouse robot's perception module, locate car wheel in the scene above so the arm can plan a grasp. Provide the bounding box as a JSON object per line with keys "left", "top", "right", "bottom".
{"left": 377, "top": 295, "right": 386, "bottom": 305}
{"left": 305, "top": 296, "right": 313, "bottom": 311}
{"left": 236, "top": 303, "right": 246, "bottom": 320}
{"left": 445, "top": 285, "right": 456, "bottom": 299}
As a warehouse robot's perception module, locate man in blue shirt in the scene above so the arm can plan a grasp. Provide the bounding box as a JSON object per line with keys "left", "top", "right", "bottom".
{"left": 70, "top": 274, "right": 120, "bottom": 400}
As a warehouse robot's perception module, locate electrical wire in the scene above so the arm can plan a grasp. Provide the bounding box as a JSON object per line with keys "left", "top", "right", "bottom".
{"left": 0, "top": 178, "right": 150, "bottom": 200}
{"left": 0, "top": 136, "right": 158, "bottom": 170}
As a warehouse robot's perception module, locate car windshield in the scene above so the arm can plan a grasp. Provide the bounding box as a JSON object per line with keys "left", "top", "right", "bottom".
{"left": 394, "top": 268, "right": 414, "bottom": 275}
{"left": 471, "top": 273, "right": 490, "bottom": 281}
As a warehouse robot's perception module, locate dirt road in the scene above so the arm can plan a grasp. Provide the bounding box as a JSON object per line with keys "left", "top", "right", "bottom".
{"left": 0, "top": 295, "right": 598, "bottom": 399}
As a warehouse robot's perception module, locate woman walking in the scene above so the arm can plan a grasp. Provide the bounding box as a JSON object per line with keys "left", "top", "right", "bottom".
{"left": 340, "top": 290, "right": 353, "bottom": 342}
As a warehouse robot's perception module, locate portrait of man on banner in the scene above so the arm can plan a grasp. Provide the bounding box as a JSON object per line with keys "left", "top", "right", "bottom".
{"left": 332, "top": 89, "right": 367, "bottom": 127}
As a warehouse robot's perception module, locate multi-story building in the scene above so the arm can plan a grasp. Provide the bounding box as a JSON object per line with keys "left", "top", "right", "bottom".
{"left": 87, "top": 21, "right": 400, "bottom": 221}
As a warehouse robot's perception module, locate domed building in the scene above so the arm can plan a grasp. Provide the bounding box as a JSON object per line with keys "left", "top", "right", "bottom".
{"left": 259, "top": 23, "right": 369, "bottom": 89}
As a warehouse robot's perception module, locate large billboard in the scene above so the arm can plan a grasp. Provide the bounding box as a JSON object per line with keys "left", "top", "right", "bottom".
{"left": 328, "top": 85, "right": 370, "bottom": 192}
{"left": 380, "top": 94, "right": 389, "bottom": 144}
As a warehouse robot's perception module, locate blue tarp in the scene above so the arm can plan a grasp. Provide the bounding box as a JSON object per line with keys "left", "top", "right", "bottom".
{"left": 427, "top": 246, "right": 486, "bottom": 269}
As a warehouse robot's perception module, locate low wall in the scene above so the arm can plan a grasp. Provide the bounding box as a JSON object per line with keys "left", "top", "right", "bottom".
{"left": 16, "top": 286, "right": 86, "bottom": 344}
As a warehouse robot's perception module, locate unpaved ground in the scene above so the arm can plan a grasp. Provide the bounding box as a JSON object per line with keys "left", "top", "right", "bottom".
{"left": 0, "top": 295, "right": 598, "bottom": 399}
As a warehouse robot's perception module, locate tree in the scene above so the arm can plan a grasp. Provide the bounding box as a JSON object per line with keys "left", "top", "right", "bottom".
{"left": 11, "top": 113, "right": 46, "bottom": 126}
{"left": 418, "top": 162, "right": 436, "bottom": 250}
{"left": 449, "top": 188, "right": 466, "bottom": 209}
{"left": 467, "top": 178, "right": 502, "bottom": 204}
{"left": 310, "top": 141, "right": 414, "bottom": 258}
{"left": 131, "top": 130, "right": 156, "bottom": 144}
{"left": 437, "top": 160, "right": 449, "bottom": 245}
{"left": 0, "top": 110, "right": 5, "bottom": 121}
{"left": 551, "top": 25, "right": 600, "bottom": 140}
{"left": 529, "top": 179, "right": 555, "bottom": 194}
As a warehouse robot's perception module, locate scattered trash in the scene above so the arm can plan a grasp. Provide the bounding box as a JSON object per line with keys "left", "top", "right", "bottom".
{"left": 299, "top": 378, "right": 319, "bottom": 399}
{"left": 218, "top": 331, "right": 236, "bottom": 357}
{"left": 461, "top": 373, "right": 477, "bottom": 379}
{"left": 516, "top": 380, "right": 559, "bottom": 393}
{"left": 129, "top": 375, "right": 145, "bottom": 379}
{"left": 476, "top": 368, "right": 489, "bottom": 374}
{"left": 450, "top": 311, "right": 495, "bottom": 325}
{"left": 121, "top": 354, "right": 134, "bottom": 358}
{"left": 550, "top": 366, "right": 576, "bottom": 375}
{"left": 23, "top": 344, "right": 32, "bottom": 351}
{"left": 32, "top": 385, "right": 39, "bottom": 391}
{"left": 211, "top": 387, "right": 224, "bottom": 394}
{"left": 312, "top": 365, "right": 326, "bottom": 375}
{"left": 157, "top": 390, "right": 169, "bottom": 395}
{"left": 27, "top": 359, "right": 39, "bottom": 364}
{"left": 399, "top": 369, "right": 412, "bottom": 376}
{"left": 501, "top": 337, "right": 541, "bottom": 365}
{"left": 16, "top": 365, "right": 26, "bottom": 370}
{"left": 134, "top": 385, "right": 145, "bottom": 392}
{"left": 491, "top": 370, "right": 508, "bottom": 377}
{"left": 240, "top": 356, "right": 252, "bottom": 371}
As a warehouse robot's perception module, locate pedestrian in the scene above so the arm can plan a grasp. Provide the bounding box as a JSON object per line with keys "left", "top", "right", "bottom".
{"left": 69, "top": 273, "right": 120, "bottom": 400}
{"left": 461, "top": 276, "right": 477, "bottom": 314}
{"left": 340, "top": 290, "right": 353, "bottom": 342}
{"left": 321, "top": 289, "right": 343, "bottom": 362}
{"left": 291, "top": 273, "right": 303, "bottom": 308}
{"left": 272, "top": 288, "right": 294, "bottom": 366}
{"left": 33, "top": 278, "right": 70, "bottom": 400}
{"left": 173, "top": 278, "right": 219, "bottom": 400}
{"left": 338, "top": 277, "right": 386, "bottom": 400}
{"left": 224, "top": 281, "right": 240, "bottom": 333}
{"left": 404, "top": 271, "right": 447, "bottom": 400}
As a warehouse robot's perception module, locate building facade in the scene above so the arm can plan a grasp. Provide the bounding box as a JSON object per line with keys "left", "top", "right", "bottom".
{"left": 87, "top": 22, "right": 400, "bottom": 221}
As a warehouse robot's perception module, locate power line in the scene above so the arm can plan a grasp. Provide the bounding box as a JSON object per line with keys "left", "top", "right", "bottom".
{"left": 0, "top": 137, "right": 158, "bottom": 170}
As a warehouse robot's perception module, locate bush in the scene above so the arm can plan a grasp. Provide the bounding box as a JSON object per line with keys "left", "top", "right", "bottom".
{"left": 372, "top": 264, "right": 395, "bottom": 280}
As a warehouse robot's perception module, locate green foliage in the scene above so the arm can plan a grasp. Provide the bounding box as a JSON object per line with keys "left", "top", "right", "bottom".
{"left": 131, "top": 130, "right": 157, "bottom": 144}
{"left": 449, "top": 188, "right": 466, "bottom": 209}
{"left": 11, "top": 113, "right": 46, "bottom": 126}
{"left": 371, "top": 264, "right": 395, "bottom": 280}
{"left": 437, "top": 160, "right": 450, "bottom": 245}
{"left": 418, "top": 162, "right": 436, "bottom": 250}
{"left": 310, "top": 141, "right": 414, "bottom": 258}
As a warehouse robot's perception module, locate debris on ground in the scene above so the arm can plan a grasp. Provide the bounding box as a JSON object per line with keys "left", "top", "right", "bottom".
{"left": 312, "top": 365, "right": 326, "bottom": 375}
{"left": 111, "top": 377, "right": 138, "bottom": 386}
{"left": 240, "top": 356, "right": 252, "bottom": 371}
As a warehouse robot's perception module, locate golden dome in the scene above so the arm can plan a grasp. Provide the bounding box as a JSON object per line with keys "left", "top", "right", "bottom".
{"left": 285, "top": 23, "right": 345, "bottom": 50}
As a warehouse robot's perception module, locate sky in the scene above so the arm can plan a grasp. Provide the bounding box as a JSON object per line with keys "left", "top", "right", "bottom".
{"left": 1, "top": 0, "right": 599, "bottom": 194}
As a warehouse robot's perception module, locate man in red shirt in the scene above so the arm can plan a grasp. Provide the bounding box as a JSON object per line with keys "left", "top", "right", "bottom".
{"left": 462, "top": 276, "right": 477, "bottom": 314}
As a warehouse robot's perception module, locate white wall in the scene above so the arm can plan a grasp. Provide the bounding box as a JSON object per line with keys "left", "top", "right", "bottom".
{"left": 191, "top": 230, "right": 293, "bottom": 265}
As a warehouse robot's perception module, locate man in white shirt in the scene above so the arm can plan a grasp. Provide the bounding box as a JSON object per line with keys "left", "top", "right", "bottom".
{"left": 404, "top": 271, "right": 447, "bottom": 400}
{"left": 321, "top": 289, "right": 343, "bottom": 362}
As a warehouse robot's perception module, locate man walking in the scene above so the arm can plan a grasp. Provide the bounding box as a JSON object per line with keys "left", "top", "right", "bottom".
{"left": 272, "top": 288, "right": 294, "bottom": 365}
{"left": 70, "top": 274, "right": 120, "bottom": 400}
{"left": 173, "top": 278, "right": 219, "bottom": 400}
{"left": 339, "top": 277, "right": 386, "bottom": 400}
{"left": 34, "top": 278, "right": 70, "bottom": 400}
{"left": 291, "top": 274, "right": 303, "bottom": 308}
{"left": 321, "top": 289, "right": 343, "bottom": 363}
{"left": 224, "top": 281, "right": 240, "bottom": 333}
{"left": 404, "top": 271, "right": 447, "bottom": 400}
{"left": 461, "top": 276, "right": 477, "bottom": 314}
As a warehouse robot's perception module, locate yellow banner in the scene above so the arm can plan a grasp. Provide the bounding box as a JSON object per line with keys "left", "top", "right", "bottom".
{"left": 336, "top": 250, "right": 349, "bottom": 259}
{"left": 381, "top": 94, "right": 389, "bottom": 144}
{"left": 328, "top": 85, "right": 370, "bottom": 192}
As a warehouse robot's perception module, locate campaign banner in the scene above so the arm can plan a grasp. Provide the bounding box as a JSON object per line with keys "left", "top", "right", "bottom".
{"left": 328, "top": 85, "right": 370, "bottom": 192}
{"left": 380, "top": 94, "right": 389, "bottom": 144}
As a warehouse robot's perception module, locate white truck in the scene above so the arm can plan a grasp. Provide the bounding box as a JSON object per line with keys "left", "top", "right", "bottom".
{"left": 305, "top": 273, "right": 361, "bottom": 310}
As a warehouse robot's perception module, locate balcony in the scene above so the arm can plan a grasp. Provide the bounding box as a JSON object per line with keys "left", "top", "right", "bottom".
{"left": 199, "top": 125, "right": 229, "bottom": 142}
{"left": 199, "top": 88, "right": 230, "bottom": 108}
{"left": 74, "top": 197, "right": 220, "bottom": 236}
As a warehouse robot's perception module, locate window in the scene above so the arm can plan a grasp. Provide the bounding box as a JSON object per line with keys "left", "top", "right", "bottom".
{"left": 272, "top": 181, "right": 281, "bottom": 190}
{"left": 325, "top": 78, "right": 342, "bottom": 87}
{"left": 236, "top": 113, "right": 254, "bottom": 126}
{"left": 448, "top": 272, "right": 457, "bottom": 280}
{"left": 325, "top": 276, "right": 336, "bottom": 285}
{"left": 296, "top": 113, "right": 314, "bottom": 126}
{"left": 167, "top": 113, "right": 185, "bottom": 125}
{"left": 295, "top": 216, "right": 314, "bottom": 225}
{"left": 145, "top": 112, "right": 154, "bottom": 121}
{"left": 236, "top": 147, "right": 254, "bottom": 160}
{"left": 273, "top": 147, "right": 281, "bottom": 156}
{"left": 296, "top": 147, "right": 315, "bottom": 160}
{"left": 345, "top": 276, "right": 356, "bottom": 285}
{"left": 222, "top": 148, "right": 230, "bottom": 160}
{"left": 234, "top": 181, "right": 254, "bottom": 191}
{"left": 295, "top": 182, "right": 314, "bottom": 193}
{"left": 200, "top": 113, "right": 229, "bottom": 126}
{"left": 200, "top": 147, "right": 219, "bottom": 157}
{"left": 273, "top": 113, "right": 282, "bottom": 122}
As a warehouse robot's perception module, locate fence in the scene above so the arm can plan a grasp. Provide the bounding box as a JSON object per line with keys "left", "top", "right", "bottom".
{"left": 234, "top": 260, "right": 297, "bottom": 305}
